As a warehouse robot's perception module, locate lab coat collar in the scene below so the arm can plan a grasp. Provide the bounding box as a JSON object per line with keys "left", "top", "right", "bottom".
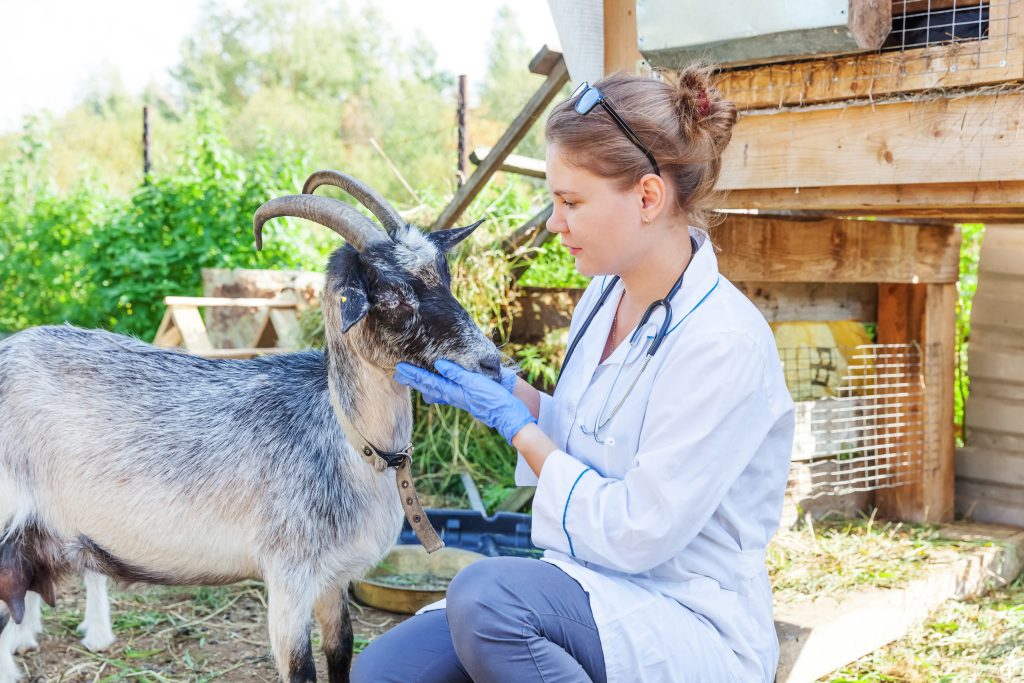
{"left": 575, "top": 227, "right": 719, "bottom": 383}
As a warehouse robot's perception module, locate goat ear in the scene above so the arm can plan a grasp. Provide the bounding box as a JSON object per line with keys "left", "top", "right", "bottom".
{"left": 334, "top": 267, "right": 370, "bottom": 333}
{"left": 426, "top": 218, "right": 485, "bottom": 252}
{"left": 338, "top": 283, "right": 369, "bottom": 333}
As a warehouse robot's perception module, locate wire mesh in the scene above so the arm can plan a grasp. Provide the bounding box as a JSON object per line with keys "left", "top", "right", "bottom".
{"left": 781, "top": 342, "right": 942, "bottom": 500}
{"left": 718, "top": 1, "right": 1020, "bottom": 109}
{"left": 885, "top": 1, "right": 994, "bottom": 51}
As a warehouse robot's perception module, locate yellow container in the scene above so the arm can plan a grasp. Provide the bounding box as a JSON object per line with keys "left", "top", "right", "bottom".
{"left": 352, "top": 545, "right": 486, "bottom": 614}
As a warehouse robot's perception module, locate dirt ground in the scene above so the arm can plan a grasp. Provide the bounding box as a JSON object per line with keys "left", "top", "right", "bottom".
{"left": 13, "top": 579, "right": 410, "bottom": 682}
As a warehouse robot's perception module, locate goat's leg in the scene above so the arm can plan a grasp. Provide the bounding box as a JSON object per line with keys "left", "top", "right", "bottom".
{"left": 78, "top": 572, "right": 115, "bottom": 652}
{"left": 314, "top": 582, "right": 354, "bottom": 683}
{"left": 266, "top": 575, "right": 317, "bottom": 683}
{"left": 0, "top": 605, "right": 22, "bottom": 683}
{"left": 11, "top": 593, "right": 39, "bottom": 653}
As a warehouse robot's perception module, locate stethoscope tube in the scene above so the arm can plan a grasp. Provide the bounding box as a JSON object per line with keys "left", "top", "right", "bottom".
{"left": 557, "top": 235, "right": 698, "bottom": 382}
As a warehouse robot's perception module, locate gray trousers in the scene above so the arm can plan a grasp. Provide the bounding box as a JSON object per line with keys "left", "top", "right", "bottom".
{"left": 351, "top": 556, "right": 608, "bottom": 683}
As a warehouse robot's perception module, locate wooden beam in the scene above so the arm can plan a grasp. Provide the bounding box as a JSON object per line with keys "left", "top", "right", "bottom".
{"left": 432, "top": 55, "right": 568, "bottom": 231}
{"left": 604, "top": 0, "right": 642, "bottom": 74}
{"left": 163, "top": 296, "right": 296, "bottom": 308}
{"left": 715, "top": 0, "right": 1022, "bottom": 109}
{"left": 721, "top": 93, "right": 1024, "bottom": 193}
{"left": 714, "top": 215, "right": 960, "bottom": 283}
{"left": 470, "top": 146, "right": 546, "bottom": 179}
{"left": 874, "top": 280, "right": 958, "bottom": 523}
{"left": 734, "top": 282, "right": 878, "bottom": 322}
{"left": 723, "top": 181, "right": 1024, "bottom": 218}
{"left": 529, "top": 45, "right": 563, "bottom": 76}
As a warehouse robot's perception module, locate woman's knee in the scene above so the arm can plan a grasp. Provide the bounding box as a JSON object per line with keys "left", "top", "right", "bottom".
{"left": 446, "top": 558, "right": 535, "bottom": 636}
{"left": 351, "top": 610, "right": 463, "bottom": 683}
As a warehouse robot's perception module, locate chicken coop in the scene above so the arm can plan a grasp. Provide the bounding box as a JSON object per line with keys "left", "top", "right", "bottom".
{"left": 543, "top": 0, "right": 1024, "bottom": 525}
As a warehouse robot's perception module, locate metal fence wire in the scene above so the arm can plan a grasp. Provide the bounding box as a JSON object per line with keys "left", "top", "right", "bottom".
{"left": 780, "top": 342, "right": 942, "bottom": 500}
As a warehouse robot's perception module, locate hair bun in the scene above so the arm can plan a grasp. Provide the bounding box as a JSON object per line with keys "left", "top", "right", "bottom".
{"left": 671, "top": 65, "right": 737, "bottom": 154}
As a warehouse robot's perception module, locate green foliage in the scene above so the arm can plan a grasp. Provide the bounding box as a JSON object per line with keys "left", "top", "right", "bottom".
{"left": 0, "top": 111, "right": 336, "bottom": 338}
{"left": 83, "top": 112, "right": 334, "bottom": 337}
{"left": 955, "top": 223, "right": 985, "bottom": 447}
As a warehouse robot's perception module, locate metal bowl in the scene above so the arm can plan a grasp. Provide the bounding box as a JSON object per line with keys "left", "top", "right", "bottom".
{"left": 352, "top": 545, "right": 486, "bottom": 614}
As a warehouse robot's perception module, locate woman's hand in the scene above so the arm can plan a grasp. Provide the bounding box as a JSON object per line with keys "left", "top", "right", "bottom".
{"left": 395, "top": 360, "right": 537, "bottom": 444}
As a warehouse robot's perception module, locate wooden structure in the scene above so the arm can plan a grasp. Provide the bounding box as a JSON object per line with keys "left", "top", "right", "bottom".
{"left": 561, "top": 0, "right": 1024, "bottom": 524}
{"left": 955, "top": 225, "right": 1024, "bottom": 525}
{"left": 437, "top": 1, "right": 1022, "bottom": 523}
{"left": 153, "top": 295, "right": 302, "bottom": 359}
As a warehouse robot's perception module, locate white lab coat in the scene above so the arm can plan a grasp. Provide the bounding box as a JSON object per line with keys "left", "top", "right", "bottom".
{"left": 517, "top": 227, "right": 795, "bottom": 682}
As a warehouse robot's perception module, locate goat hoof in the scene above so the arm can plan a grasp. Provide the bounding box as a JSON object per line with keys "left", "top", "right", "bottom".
{"left": 81, "top": 630, "right": 116, "bottom": 652}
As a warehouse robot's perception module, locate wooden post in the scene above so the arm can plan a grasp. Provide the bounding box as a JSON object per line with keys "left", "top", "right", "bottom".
{"left": 142, "top": 106, "right": 151, "bottom": 183}
{"left": 431, "top": 51, "right": 568, "bottom": 231}
{"left": 604, "top": 0, "right": 642, "bottom": 74}
{"left": 875, "top": 271, "right": 960, "bottom": 523}
{"left": 457, "top": 75, "right": 468, "bottom": 187}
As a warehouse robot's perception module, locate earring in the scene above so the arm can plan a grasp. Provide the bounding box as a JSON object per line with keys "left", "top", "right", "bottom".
{"left": 642, "top": 215, "right": 651, "bottom": 224}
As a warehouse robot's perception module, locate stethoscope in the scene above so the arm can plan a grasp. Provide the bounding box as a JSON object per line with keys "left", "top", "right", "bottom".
{"left": 557, "top": 235, "right": 720, "bottom": 443}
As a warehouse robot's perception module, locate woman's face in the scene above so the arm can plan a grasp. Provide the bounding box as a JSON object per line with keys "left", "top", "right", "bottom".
{"left": 545, "top": 144, "right": 646, "bottom": 278}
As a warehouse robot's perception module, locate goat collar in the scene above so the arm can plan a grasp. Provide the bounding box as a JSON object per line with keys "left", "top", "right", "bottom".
{"left": 328, "top": 378, "right": 444, "bottom": 553}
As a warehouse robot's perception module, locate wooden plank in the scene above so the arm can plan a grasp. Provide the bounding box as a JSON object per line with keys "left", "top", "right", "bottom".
{"left": 968, "top": 379, "right": 1024, "bottom": 402}
{"left": 978, "top": 224, "right": 1024, "bottom": 276}
{"left": 722, "top": 181, "right": 1024, "bottom": 216}
{"left": 966, "top": 394, "right": 1024, "bottom": 435}
{"left": 152, "top": 308, "right": 181, "bottom": 347}
{"left": 432, "top": 56, "right": 568, "bottom": 231}
{"left": 733, "top": 282, "right": 878, "bottom": 322}
{"left": 972, "top": 295, "right": 1024, "bottom": 331}
{"left": 715, "top": 216, "right": 960, "bottom": 283}
{"left": 968, "top": 349, "right": 1024, "bottom": 384}
{"left": 169, "top": 306, "right": 213, "bottom": 353}
{"left": 604, "top": 0, "right": 642, "bottom": 74}
{"left": 529, "top": 45, "right": 563, "bottom": 76}
{"left": 874, "top": 282, "right": 957, "bottom": 522}
{"left": 721, "top": 93, "right": 1024, "bottom": 191}
{"left": 966, "top": 427, "right": 1024, "bottom": 454}
{"left": 470, "top": 146, "right": 546, "bottom": 179}
{"left": 923, "top": 281, "right": 957, "bottom": 522}
{"left": 716, "top": 1, "right": 1022, "bottom": 109}
{"left": 956, "top": 479, "right": 1024, "bottom": 526}
{"left": 164, "top": 296, "right": 296, "bottom": 308}
{"left": 269, "top": 308, "right": 302, "bottom": 348}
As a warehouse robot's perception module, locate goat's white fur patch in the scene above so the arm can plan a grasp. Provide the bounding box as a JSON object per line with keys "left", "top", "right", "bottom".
{"left": 79, "top": 572, "right": 116, "bottom": 652}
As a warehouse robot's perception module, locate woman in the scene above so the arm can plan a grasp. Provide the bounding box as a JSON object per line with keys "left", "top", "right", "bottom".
{"left": 353, "top": 66, "right": 795, "bottom": 683}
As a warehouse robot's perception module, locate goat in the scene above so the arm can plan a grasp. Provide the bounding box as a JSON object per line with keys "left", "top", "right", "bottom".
{"left": 0, "top": 170, "right": 504, "bottom": 683}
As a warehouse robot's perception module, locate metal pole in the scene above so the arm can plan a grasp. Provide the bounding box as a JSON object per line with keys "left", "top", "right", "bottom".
{"left": 142, "top": 106, "right": 151, "bottom": 183}
{"left": 456, "top": 75, "right": 468, "bottom": 187}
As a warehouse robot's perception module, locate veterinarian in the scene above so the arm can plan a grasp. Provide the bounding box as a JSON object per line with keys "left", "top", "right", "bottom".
{"left": 354, "top": 65, "right": 796, "bottom": 683}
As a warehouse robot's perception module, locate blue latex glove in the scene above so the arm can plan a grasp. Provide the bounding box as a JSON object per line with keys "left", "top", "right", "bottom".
{"left": 395, "top": 360, "right": 536, "bottom": 444}
{"left": 499, "top": 366, "right": 519, "bottom": 393}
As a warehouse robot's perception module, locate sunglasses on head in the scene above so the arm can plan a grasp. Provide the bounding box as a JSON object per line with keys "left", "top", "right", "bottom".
{"left": 570, "top": 81, "right": 661, "bottom": 177}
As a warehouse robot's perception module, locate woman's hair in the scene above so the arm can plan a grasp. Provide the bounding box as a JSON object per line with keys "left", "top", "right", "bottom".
{"left": 545, "top": 64, "right": 738, "bottom": 228}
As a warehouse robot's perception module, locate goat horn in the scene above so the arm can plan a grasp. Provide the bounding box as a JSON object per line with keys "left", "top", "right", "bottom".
{"left": 253, "top": 194, "right": 385, "bottom": 252}
{"left": 302, "top": 170, "right": 405, "bottom": 236}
